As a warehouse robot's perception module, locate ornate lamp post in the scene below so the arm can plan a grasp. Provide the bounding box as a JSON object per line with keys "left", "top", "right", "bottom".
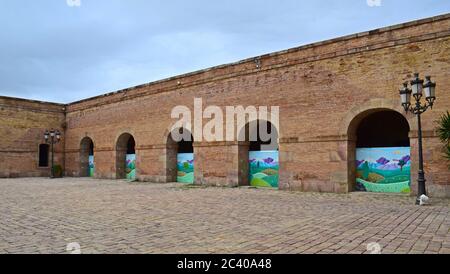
{"left": 44, "top": 129, "right": 62, "bottom": 178}
{"left": 399, "top": 73, "right": 436, "bottom": 205}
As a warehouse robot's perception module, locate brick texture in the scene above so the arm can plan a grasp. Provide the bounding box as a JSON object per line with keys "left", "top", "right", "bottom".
{"left": 0, "top": 178, "right": 448, "bottom": 254}
{"left": 0, "top": 97, "right": 65, "bottom": 177}
{"left": 1, "top": 14, "right": 449, "bottom": 197}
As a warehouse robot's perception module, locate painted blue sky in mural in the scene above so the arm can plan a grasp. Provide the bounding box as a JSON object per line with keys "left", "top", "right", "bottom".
{"left": 177, "top": 153, "right": 194, "bottom": 165}
{"left": 356, "top": 147, "right": 411, "bottom": 170}
{"left": 0, "top": 1, "right": 449, "bottom": 103}
{"left": 249, "top": 151, "right": 279, "bottom": 167}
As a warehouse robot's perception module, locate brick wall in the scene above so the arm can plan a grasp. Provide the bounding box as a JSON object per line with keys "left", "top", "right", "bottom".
{"left": 0, "top": 97, "right": 65, "bottom": 177}
{"left": 1, "top": 14, "right": 449, "bottom": 197}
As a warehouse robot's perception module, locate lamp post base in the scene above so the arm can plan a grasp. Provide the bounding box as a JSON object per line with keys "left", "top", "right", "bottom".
{"left": 415, "top": 171, "right": 427, "bottom": 206}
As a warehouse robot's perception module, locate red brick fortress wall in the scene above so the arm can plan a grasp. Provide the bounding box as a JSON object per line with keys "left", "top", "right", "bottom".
{"left": 63, "top": 14, "right": 450, "bottom": 197}
{"left": 1, "top": 14, "right": 449, "bottom": 197}
{"left": 0, "top": 97, "right": 66, "bottom": 178}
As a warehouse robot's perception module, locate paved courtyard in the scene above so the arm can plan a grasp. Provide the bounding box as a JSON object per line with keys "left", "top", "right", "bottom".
{"left": 0, "top": 178, "right": 449, "bottom": 254}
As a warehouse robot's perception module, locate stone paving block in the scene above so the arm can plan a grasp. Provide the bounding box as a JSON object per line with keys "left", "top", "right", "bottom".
{"left": 0, "top": 178, "right": 449, "bottom": 254}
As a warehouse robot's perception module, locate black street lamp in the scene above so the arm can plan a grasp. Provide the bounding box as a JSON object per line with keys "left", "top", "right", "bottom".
{"left": 44, "top": 129, "right": 62, "bottom": 178}
{"left": 399, "top": 73, "right": 436, "bottom": 205}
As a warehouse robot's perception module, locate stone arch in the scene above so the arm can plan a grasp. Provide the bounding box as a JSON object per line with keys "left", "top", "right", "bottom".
{"left": 80, "top": 136, "right": 94, "bottom": 177}
{"left": 237, "top": 119, "right": 280, "bottom": 187}
{"left": 342, "top": 99, "right": 414, "bottom": 192}
{"left": 237, "top": 115, "right": 280, "bottom": 145}
{"left": 340, "top": 98, "right": 415, "bottom": 138}
{"left": 162, "top": 121, "right": 193, "bottom": 145}
{"left": 116, "top": 133, "right": 136, "bottom": 179}
{"left": 165, "top": 127, "right": 194, "bottom": 183}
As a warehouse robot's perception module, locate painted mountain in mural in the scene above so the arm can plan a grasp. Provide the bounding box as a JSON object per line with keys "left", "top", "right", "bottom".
{"left": 249, "top": 151, "right": 279, "bottom": 188}
{"left": 378, "top": 163, "right": 403, "bottom": 170}
{"left": 356, "top": 147, "right": 411, "bottom": 193}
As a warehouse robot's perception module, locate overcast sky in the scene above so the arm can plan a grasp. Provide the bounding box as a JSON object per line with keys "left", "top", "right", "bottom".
{"left": 0, "top": 0, "right": 449, "bottom": 103}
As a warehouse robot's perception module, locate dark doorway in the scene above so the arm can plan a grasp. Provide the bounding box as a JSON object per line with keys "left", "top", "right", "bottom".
{"left": 89, "top": 142, "right": 94, "bottom": 156}
{"left": 116, "top": 133, "right": 136, "bottom": 179}
{"left": 127, "top": 137, "right": 135, "bottom": 154}
{"left": 178, "top": 137, "right": 194, "bottom": 154}
{"left": 38, "top": 144, "right": 49, "bottom": 167}
{"left": 356, "top": 111, "right": 410, "bottom": 148}
{"left": 249, "top": 120, "right": 279, "bottom": 152}
{"left": 80, "top": 137, "right": 94, "bottom": 177}
{"left": 166, "top": 129, "right": 194, "bottom": 183}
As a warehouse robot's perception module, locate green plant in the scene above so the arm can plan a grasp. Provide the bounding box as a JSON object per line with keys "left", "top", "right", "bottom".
{"left": 437, "top": 111, "right": 450, "bottom": 166}
{"left": 53, "top": 165, "right": 63, "bottom": 178}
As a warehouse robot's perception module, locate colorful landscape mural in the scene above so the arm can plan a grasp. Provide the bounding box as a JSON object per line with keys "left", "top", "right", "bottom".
{"left": 177, "top": 153, "right": 194, "bottom": 184}
{"left": 89, "top": 155, "right": 95, "bottom": 177}
{"left": 249, "top": 151, "right": 279, "bottom": 188}
{"left": 356, "top": 147, "right": 411, "bottom": 193}
{"left": 126, "top": 154, "right": 136, "bottom": 180}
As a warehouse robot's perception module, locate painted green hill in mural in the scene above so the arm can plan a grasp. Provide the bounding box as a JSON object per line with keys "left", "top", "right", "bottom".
{"left": 249, "top": 167, "right": 279, "bottom": 188}
{"left": 356, "top": 178, "right": 410, "bottom": 193}
{"left": 177, "top": 172, "right": 194, "bottom": 184}
{"left": 250, "top": 177, "right": 272, "bottom": 188}
{"left": 126, "top": 169, "right": 136, "bottom": 180}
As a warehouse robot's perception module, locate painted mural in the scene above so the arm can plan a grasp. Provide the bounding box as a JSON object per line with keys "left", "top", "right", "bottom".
{"left": 356, "top": 147, "right": 411, "bottom": 193}
{"left": 126, "top": 154, "right": 136, "bottom": 180}
{"left": 177, "top": 153, "right": 194, "bottom": 184}
{"left": 89, "top": 155, "right": 95, "bottom": 177}
{"left": 249, "top": 151, "right": 279, "bottom": 188}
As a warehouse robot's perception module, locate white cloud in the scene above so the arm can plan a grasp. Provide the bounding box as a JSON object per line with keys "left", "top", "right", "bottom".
{"left": 367, "top": 0, "right": 382, "bottom": 7}
{"left": 66, "top": 0, "right": 81, "bottom": 8}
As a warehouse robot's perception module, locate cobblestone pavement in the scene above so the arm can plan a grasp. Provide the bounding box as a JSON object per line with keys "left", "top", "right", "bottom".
{"left": 0, "top": 178, "right": 449, "bottom": 254}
